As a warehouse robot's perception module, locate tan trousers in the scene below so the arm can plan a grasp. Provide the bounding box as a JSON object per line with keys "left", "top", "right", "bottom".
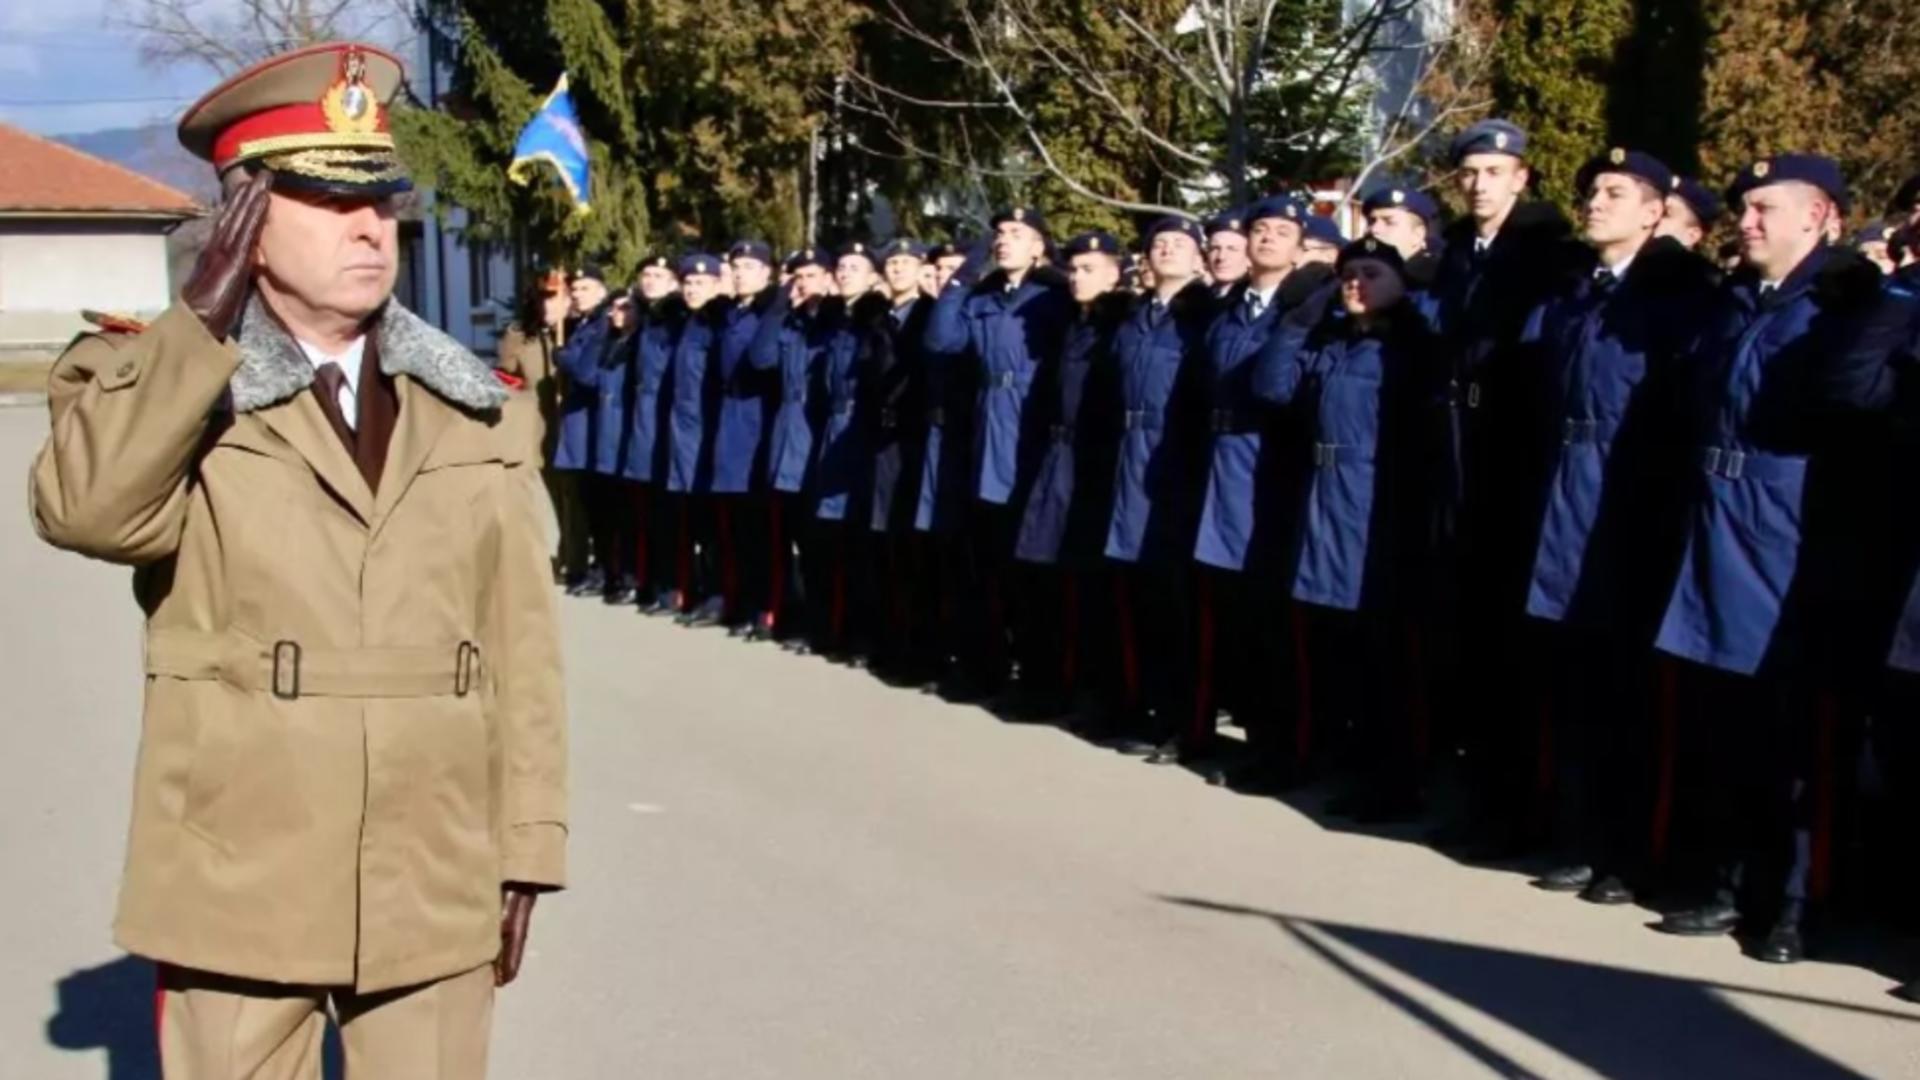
{"left": 158, "top": 963, "right": 494, "bottom": 1080}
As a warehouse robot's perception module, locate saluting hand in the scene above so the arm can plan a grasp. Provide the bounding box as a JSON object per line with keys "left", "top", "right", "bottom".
{"left": 183, "top": 168, "right": 274, "bottom": 341}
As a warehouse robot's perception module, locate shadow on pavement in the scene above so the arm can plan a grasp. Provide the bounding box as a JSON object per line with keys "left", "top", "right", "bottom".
{"left": 1163, "top": 896, "right": 1916, "bottom": 1079}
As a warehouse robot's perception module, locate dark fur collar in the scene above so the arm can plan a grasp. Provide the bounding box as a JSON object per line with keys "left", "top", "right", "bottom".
{"left": 230, "top": 294, "right": 508, "bottom": 414}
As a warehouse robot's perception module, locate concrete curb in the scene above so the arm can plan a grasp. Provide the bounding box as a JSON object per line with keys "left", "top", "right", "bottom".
{"left": 0, "top": 393, "right": 46, "bottom": 408}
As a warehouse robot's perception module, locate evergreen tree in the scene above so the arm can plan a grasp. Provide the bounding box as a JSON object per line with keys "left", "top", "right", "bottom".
{"left": 1486, "top": 0, "right": 1633, "bottom": 208}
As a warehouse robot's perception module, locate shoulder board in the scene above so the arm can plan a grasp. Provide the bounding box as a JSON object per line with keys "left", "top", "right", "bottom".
{"left": 494, "top": 370, "right": 525, "bottom": 390}
{"left": 81, "top": 309, "right": 148, "bottom": 335}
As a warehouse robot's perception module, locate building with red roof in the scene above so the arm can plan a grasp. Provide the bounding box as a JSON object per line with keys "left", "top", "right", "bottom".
{"left": 0, "top": 122, "right": 200, "bottom": 352}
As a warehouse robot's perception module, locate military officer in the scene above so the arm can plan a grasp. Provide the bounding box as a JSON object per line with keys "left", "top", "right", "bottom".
{"left": 1517, "top": 149, "right": 1717, "bottom": 906}
{"left": 866, "top": 239, "right": 936, "bottom": 677}
{"left": 663, "top": 254, "right": 727, "bottom": 623}
{"left": 1650, "top": 154, "right": 1908, "bottom": 963}
{"left": 716, "top": 241, "right": 779, "bottom": 635}
{"left": 1363, "top": 186, "right": 1440, "bottom": 264}
{"left": 553, "top": 264, "right": 616, "bottom": 595}
{"left": 30, "top": 42, "right": 565, "bottom": 1078}
{"left": 923, "top": 207, "right": 1073, "bottom": 701}
{"left": 1102, "top": 216, "right": 1216, "bottom": 761}
{"left": 1204, "top": 209, "right": 1251, "bottom": 298}
{"left": 622, "top": 254, "right": 683, "bottom": 612}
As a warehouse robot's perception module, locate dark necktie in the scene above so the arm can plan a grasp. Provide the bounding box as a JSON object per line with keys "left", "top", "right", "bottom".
{"left": 1592, "top": 268, "right": 1617, "bottom": 294}
{"left": 315, "top": 361, "right": 354, "bottom": 427}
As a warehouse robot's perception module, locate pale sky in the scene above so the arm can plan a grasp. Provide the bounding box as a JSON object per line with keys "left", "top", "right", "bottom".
{"left": 0, "top": 1, "right": 208, "bottom": 135}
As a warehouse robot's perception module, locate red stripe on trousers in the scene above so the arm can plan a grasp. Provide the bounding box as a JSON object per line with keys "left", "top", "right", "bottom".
{"left": 1191, "top": 572, "right": 1216, "bottom": 741}
{"left": 1290, "top": 603, "right": 1313, "bottom": 769}
{"left": 1113, "top": 575, "right": 1141, "bottom": 709}
{"left": 1650, "top": 659, "right": 1680, "bottom": 866}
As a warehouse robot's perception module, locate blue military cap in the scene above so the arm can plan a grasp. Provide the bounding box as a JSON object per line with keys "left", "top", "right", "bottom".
{"left": 783, "top": 246, "right": 832, "bottom": 273}
{"left": 1203, "top": 208, "right": 1248, "bottom": 236}
{"left": 1449, "top": 118, "right": 1527, "bottom": 164}
{"left": 728, "top": 239, "right": 773, "bottom": 264}
{"left": 837, "top": 240, "right": 879, "bottom": 268}
{"left": 572, "top": 262, "right": 607, "bottom": 284}
{"left": 1336, "top": 236, "right": 1406, "bottom": 277}
{"left": 1062, "top": 230, "right": 1122, "bottom": 258}
{"left": 1726, "top": 153, "right": 1850, "bottom": 215}
{"left": 880, "top": 238, "right": 928, "bottom": 261}
{"left": 991, "top": 205, "right": 1050, "bottom": 236}
{"left": 1854, "top": 223, "right": 1890, "bottom": 246}
{"left": 1575, "top": 147, "right": 1675, "bottom": 198}
{"left": 927, "top": 240, "right": 964, "bottom": 261}
{"left": 638, "top": 254, "right": 675, "bottom": 274}
{"left": 1670, "top": 177, "right": 1723, "bottom": 226}
{"left": 1360, "top": 186, "right": 1439, "bottom": 222}
{"left": 1246, "top": 194, "right": 1309, "bottom": 226}
{"left": 1301, "top": 214, "right": 1344, "bottom": 247}
{"left": 1143, "top": 216, "right": 1205, "bottom": 247}
{"left": 677, "top": 252, "right": 722, "bottom": 278}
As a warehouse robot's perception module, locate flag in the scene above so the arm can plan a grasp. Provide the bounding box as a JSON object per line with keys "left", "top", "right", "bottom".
{"left": 508, "top": 75, "right": 591, "bottom": 215}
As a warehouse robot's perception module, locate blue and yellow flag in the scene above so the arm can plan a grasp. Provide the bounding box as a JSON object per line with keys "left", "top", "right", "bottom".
{"left": 508, "top": 75, "right": 591, "bottom": 215}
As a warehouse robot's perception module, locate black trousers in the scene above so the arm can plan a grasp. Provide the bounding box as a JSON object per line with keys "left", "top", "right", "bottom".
{"left": 712, "top": 493, "right": 768, "bottom": 626}
{"left": 766, "top": 491, "right": 810, "bottom": 638}
{"left": 583, "top": 472, "right": 635, "bottom": 591}
{"left": 550, "top": 468, "right": 591, "bottom": 585}
{"left": 1192, "top": 565, "right": 1297, "bottom": 757}
{"left": 1539, "top": 621, "right": 1659, "bottom": 880}
{"left": 1109, "top": 559, "right": 1193, "bottom": 743}
{"left": 959, "top": 501, "right": 1021, "bottom": 689}
{"left": 1292, "top": 601, "right": 1428, "bottom": 793}
{"left": 803, "top": 516, "right": 872, "bottom": 652}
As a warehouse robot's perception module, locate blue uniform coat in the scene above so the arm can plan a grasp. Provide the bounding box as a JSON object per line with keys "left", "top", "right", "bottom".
{"left": 748, "top": 290, "right": 831, "bottom": 495}
{"left": 1015, "top": 292, "right": 1125, "bottom": 566}
{"left": 710, "top": 291, "right": 775, "bottom": 494}
{"left": 552, "top": 307, "right": 614, "bottom": 472}
{"left": 1103, "top": 280, "right": 1216, "bottom": 565}
{"left": 1655, "top": 247, "right": 1902, "bottom": 675}
{"left": 665, "top": 301, "right": 724, "bottom": 493}
{"left": 812, "top": 295, "right": 887, "bottom": 523}
{"left": 618, "top": 299, "right": 681, "bottom": 484}
{"left": 868, "top": 297, "right": 932, "bottom": 533}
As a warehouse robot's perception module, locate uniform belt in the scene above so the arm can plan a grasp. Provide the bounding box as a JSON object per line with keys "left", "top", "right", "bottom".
{"left": 784, "top": 392, "right": 807, "bottom": 404}
{"left": 1121, "top": 408, "right": 1163, "bottom": 432}
{"left": 1210, "top": 408, "right": 1257, "bottom": 434}
{"left": 1311, "top": 442, "right": 1372, "bottom": 467}
{"left": 830, "top": 400, "right": 856, "bottom": 417}
{"left": 1561, "top": 417, "right": 1618, "bottom": 445}
{"left": 989, "top": 372, "right": 1018, "bottom": 390}
{"left": 879, "top": 408, "right": 901, "bottom": 430}
{"left": 144, "top": 628, "right": 480, "bottom": 700}
{"left": 1049, "top": 423, "right": 1076, "bottom": 443}
{"left": 1448, "top": 379, "right": 1483, "bottom": 410}
{"left": 926, "top": 406, "right": 947, "bottom": 427}
{"left": 1698, "top": 446, "right": 1803, "bottom": 482}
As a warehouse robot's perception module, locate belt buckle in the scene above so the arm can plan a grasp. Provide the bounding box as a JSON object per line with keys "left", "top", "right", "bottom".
{"left": 455, "top": 642, "right": 478, "bottom": 698}
{"left": 271, "top": 640, "right": 301, "bottom": 701}
{"left": 1724, "top": 450, "right": 1746, "bottom": 480}
{"left": 1466, "top": 382, "right": 1483, "bottom": 409}
{"left": 1702, "top": 447, "right": 1722, "bottom": 476}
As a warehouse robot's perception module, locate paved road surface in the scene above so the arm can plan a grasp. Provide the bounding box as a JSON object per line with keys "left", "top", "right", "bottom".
{"left": 2, "top": 406, "right": 1917, "bottom": 1079}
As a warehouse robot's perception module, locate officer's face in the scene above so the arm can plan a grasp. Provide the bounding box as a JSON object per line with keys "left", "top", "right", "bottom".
{"left": 1248, "top": 217, "right": 1303, "bottom": 272}
{"left": 1067, "top": 252, "right": 1122, "bottom": 304}
{"left": 835, "top": 256, "right": 879, "bottom": 297}
{"left": 568, "top": 277, "right": 608, "bottom": 315}
{"left": 789, "top": 264, "right": 832, "bottom": 303}
{"left": 884, "top": 255, "right": 924, "bottom": 297}
{"left": 1206, "top": 231, "right": 1250, "bottom": 285}
{"left": 1148, "top": 231, "right": 1203, "bottom": 283}
{"left": 1458, "top": 153, "right": 1528, "bottom": 223}
{"left": 681, "top": 272, "right": 721, "bottom": 310}
{"left": 731, "top": 257, "right": 771, "bottom": 297}
{"left": 1366, "top": 208, "right": 1427, "bottom": 261}
{"left": 1582, "top": 172, "right": 1665, "bottom": 248}
{"left": 1739, "top": 181, "right": 1831, "bottom": 278}
{"left": 993, "top": 222, "right": 1046, "bottom": 272}
{"left": 637, "top": 266, "right": 679, "bottom": 301}
{"left": 934, "top": 254, "right": 966, "bottom": 290}
{"left": 1654, "top": 196, "right": 1705, "bottom": 250}
{"left": 1340, "top": 258, "right": 1407, "bottom": 315}
{"left": 253, "top": 189, "right": 400, "bottom": 325}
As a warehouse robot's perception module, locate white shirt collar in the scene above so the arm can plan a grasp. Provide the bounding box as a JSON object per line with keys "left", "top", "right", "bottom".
{"left": 297, "top": 336, "right": 367, "bottom": 428}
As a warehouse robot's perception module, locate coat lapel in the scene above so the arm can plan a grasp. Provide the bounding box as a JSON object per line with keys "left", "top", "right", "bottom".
{"left": 370, "top": 377, "right": 457, "bottom": 535}
{"left": 255, "top": 392, "right": 377, "bottom": 524}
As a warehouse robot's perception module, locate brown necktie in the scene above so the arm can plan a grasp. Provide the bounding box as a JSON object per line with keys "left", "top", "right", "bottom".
{"left": 311, "top": 360, "right": 358, "bottom": 458}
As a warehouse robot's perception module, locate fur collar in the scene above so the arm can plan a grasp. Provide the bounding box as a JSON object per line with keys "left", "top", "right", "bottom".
{"left": 229, "top": 295, "right": 509, "bottom": 414}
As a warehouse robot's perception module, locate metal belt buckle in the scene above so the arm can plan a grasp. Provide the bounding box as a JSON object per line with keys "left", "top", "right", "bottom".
{"left": 271, "top": 640, "right": 302, "bottom": 701}
{"left": 1211, "top": 409, "right": 1233, "bottom": 433}
{"left": 1313, "top": 443, "right": 1338, "bottom": 467}
{"left": 1124, "top": 409, "right": 1145, "bottom": 431}
{"left": 455, "top": 642, "right": 478, "bottom": 698}
{"left": 1724, "top": 450, "right": 1746, "bottom": 480}
{"left": 1466, "top": 383, "right": 1483, "bottom": 409}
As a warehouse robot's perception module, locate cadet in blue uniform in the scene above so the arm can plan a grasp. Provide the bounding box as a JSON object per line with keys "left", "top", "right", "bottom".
{"left": 1102, "top": 216, "right": 1217, "bottom": 760}
{"left": 1255, "top": 238, "right": 1445, "bottom": 820}
{"left": 866, "top": 239, "right": 935, "bottom": 678}
{"left": 559, "top": 264, "right": 648, "bottom": 603}
{"left": 1518, "top": 149, "right": 1716, "bottom": 906}
{"left": 1658, "top": 177, "right": 1723, "bottom": 257}
{"left": 1363, "top": 186, "right": 1444, "bottom": 323}
{"left": 1297, "top": 213, "right": 1344, "bottom": 268}
{"left": 923, "top": 208, "right": 1073, "bottom": 700}
{"left": 1650, "top": 155, "right": 1907, "bottom": 964}
{"left": 1013, "top": 231, "right": 1127, "bottom": 722}
{"left": 622, "top": 255, "right": 684, "bottom": 611}
{"left": 662, "top": 254, "right": 727, "bottom": 622}
{"left": 911, "top": 240, "right": 979, "bottom": 681}
{"left": 1204, "top": 210, "right": 1250, "bottom": 299}
{"left": 1431, "top": 118, "right": 1582, "bottom": 853}
{"left": 711, "top": 241, "right": 778, "bottom": 633}
{"left": 1190, "top": 195, "right": 1329, "bottom": 787}
{"left": 553, "top": 265, "right": 614, "bottom": 595}
{"left": 748, "top": 247, "right": 837, "bottom": 643}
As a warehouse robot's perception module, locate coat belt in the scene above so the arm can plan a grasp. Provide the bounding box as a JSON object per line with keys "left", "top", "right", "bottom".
{"left": 144, "top": 629, "right": 480, "bottom": 700}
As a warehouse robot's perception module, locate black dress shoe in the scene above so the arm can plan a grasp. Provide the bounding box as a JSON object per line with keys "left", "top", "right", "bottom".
{"left": 1754, "top": 919, "right": 1805, "bottom": 964}
{"left": 1580, "top": 875, "right": 1634, "bottom": 906}
{"left": 1655, "top": 902, "right": 1741, "bottom": 937}
{"left": 1109, "top": 737, "right": 1162, "bottom": 757}
{"left": 1897, "top": 980, "right": 1920, "bottom": 1004}
{"left": 1532, "top": 865, "right": 1594, "bottom": 894}
{"left": 604, "top": 586, "right": 637, "bottom": 606}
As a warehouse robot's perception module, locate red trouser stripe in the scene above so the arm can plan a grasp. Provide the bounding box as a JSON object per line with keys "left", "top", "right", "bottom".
{"left": 766, "top": 496, "right": 786, "bottom": 629}
{"left": 1060, "top": 574, "right": 1080, "bottom": 690}
{"left": 1650, "top": 659, "right": 1680, "bottom": 866}
{"left": 1812, "top": 693, "right": 1837, "bottom": 902}
{"left": 716, "top": 501, "right": 739, "bottom": 617}
{"left": 1291, "top": 602, "right": 1314, "bottom": 769}
{"left": 1191, "top": 573, "right": 1217, "bottom": 740}
{"left": 1113, "top": 576, "right": 1141, "bottom": 709}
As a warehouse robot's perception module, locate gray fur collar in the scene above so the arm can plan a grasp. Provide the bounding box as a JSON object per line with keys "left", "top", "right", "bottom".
{"left": 230, "top": 295, "right": 509, "bottom": 414}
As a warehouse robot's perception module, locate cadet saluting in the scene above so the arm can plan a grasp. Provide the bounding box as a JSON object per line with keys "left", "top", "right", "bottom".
{"left": 29, "top": 42, "right": 566, "bottom": 1077}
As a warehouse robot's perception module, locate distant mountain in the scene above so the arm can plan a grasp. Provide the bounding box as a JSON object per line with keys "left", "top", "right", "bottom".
{"left": 56, "top": 123, "right": 216, "bottom": 203}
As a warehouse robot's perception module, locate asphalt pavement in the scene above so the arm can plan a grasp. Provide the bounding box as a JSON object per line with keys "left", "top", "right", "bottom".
{"left": 2, "top": 406, "right": 1917, "bottom": 1079}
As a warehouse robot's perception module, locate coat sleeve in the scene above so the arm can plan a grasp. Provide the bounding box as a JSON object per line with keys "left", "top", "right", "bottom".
{"left": 1252, "top": 306, "right": 1320, "bottom": 405}
{"left": 923, "top": 272, "right": 978, "bottom": 357}
{"left": 748, "top": 290, "right": 793, "bottom": 371}
{"left": 30, "top": 303, "right": 237, "bottom": 565}
{"left": 480, "top": 398, "right": 570, "bottom": 890}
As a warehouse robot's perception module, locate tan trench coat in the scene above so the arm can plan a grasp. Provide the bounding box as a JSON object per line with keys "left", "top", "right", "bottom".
{"left": 30, "top": 296, "right": 567, "bottom": 993}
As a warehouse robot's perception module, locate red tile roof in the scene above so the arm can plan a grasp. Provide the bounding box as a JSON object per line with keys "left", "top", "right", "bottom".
{"left": 0, "top": 122, "right": 199, "bottom": 217}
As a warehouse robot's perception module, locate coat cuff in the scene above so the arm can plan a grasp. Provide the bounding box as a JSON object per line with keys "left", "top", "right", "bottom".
{"left": 501, "top": 822, "right": 567, "bottom": 889}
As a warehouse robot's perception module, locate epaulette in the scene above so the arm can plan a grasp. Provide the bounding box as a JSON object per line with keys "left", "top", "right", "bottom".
{"left": 81, "top": 309, "right": 148, "bottom": 335}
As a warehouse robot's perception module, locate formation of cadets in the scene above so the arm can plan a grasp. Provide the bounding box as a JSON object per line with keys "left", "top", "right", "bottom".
{"left": 499, "top": 119, "right": 1920, "bottom": 993}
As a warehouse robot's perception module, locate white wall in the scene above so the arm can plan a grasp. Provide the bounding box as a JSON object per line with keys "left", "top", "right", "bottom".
{"left": 0, "top": 221, "right": 177, "bottom": 348}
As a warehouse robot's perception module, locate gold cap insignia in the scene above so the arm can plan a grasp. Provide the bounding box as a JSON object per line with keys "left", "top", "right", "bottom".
{"left": 1493, "top": 131, "right": 1510, "bottom": 150}
{"left": 1089, "top": 237, "right": 1101, "bottom": 251}
{"left": 1753, "top": 161, "right": 1771, "bottom": 179}
{"left": 1390, "top": 190, "right": 1406, "bottom": 205}
{"left": 321, "top": 48, "right": 379, "bottom": 135}
{"left": 1609, "top": 147, "right": 1626, "bottom": 165}
{"left": 1013, "top": 207, "right": 1026, "bottom": 222}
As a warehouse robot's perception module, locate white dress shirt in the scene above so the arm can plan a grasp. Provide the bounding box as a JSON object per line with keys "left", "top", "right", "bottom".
{"left": 298, "top": 337, "right": 367, "bottom": 430}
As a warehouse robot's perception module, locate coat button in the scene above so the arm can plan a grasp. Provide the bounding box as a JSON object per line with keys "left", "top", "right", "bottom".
{"left": 115, "top": 362, "right": 136, "bottom": 378}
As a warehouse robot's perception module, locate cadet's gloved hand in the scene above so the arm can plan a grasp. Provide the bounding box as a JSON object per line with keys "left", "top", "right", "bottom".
{"left": 953, "top": 235, "right": 993, "bottom": 288}
{"left": 183, "top": 168, "right": 274, "bottom": 341}
{"left": 495, "top": 886, "right": 538, "bottom": 987}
